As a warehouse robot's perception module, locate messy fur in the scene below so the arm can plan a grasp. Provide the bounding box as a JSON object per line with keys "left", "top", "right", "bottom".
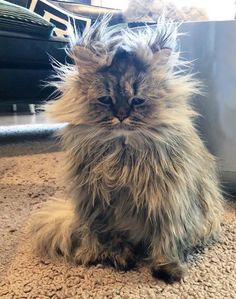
{"left": 29, "top": 17, "right": 223, "bottom": 283}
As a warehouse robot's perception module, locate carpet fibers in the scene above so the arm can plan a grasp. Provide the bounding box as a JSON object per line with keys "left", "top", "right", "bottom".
{"left": 0, "top": 142, "right": 235, "bottom": 299}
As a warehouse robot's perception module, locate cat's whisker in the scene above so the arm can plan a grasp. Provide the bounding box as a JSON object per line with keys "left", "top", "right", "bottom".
{"left": 128, "top": 118, "right": 146, "bottom": 126}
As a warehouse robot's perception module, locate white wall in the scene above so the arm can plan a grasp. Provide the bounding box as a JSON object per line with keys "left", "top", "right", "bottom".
{"left": 176, "top": 0, "right": 235, "bottom": 20}
{"left": 91, "top": 0, "right": 129, "bottom": 10}
{"left": 91, "top": 0, "right": 236, "bottom": 19}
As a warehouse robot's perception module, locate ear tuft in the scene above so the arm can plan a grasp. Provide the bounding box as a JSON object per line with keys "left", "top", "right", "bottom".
{"left": 152, "top": 48, "right": 172, "bottom": 66}
{"left": 147, "top": 21, "right": 177, "bottom": 55}
{"left": 70, "top": 15, "right": 124, "bottom": 73}
{"left": 72, "top": 45, "right": 111, "bottom": 72}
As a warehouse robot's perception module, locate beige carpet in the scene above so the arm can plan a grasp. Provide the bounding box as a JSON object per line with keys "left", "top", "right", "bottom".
{"left": 0, "top": 141, "right": 236, "bottom": 299}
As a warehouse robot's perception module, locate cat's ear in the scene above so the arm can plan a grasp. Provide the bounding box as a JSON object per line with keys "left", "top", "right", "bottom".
{"left": 71, "top": 15, "right": 122, "bottom": 73}
{"left": 152, "top": 48, "right": 172, "bottom": 66}
{"left": 72, "top": 45, "right": 112, "bottom": 73}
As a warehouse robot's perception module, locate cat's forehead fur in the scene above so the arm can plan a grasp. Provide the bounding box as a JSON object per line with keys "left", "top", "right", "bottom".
{"left": 71, "top": 16, "right": 177, "bottom": 74}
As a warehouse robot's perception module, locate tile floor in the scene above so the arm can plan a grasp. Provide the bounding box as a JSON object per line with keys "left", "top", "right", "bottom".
{"left": 0, "top": 113, "right": 49, "bottom": 126}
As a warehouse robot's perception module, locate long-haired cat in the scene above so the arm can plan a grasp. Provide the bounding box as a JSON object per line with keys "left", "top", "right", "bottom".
{"left": 29, "top": 17, "right": 223, "bottom": 283}
{"left": 124, "top": 0, "right": 209, "bottom": 23}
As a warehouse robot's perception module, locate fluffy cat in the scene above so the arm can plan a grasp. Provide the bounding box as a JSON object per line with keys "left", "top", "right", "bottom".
{"left": 29, "top": 17, "right": 223, "bottom": 283}
{"left": 124, "top": 0, "right": 209, "bottom": 23}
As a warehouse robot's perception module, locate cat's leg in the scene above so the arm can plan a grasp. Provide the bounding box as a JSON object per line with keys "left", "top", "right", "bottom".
{"left": 147, "top": 206, "right": 188, "bottom": 283}
{"left": 73, "top": 229, "right": 137, "bottom": 271}
{"left": 150, "top": 251, "right": 186, "bottom": 284}
{"left": 68, "top": 191, "right": 137, "bottom": 270}
{"left": 97, "top": 233, "right": 137, "bottom": 271}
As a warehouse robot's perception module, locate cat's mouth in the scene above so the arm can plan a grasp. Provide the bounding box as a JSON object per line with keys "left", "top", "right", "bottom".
{"left": 101, "top": 117, "right": 137, "bottom": 133}
{"left": 111, "top": 117, "right": 132, "bottom": 130}
{"left": 113, "top": 122, "right": 130, "bottom": 130}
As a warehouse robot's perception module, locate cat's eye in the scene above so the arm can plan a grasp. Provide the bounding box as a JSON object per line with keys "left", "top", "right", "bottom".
{"left": 97, "top": 96, "right": 113, "bottom": 105}
{"left": 131, "top": 97, "right": 145, "bottom": 106}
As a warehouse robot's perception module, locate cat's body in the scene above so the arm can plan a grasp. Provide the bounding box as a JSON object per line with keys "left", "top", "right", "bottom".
{"left": 29, "top": 18, "right": 223, "bottom": 283}
{"left": 124, "top": 0, "right": 209, "bottom": 23}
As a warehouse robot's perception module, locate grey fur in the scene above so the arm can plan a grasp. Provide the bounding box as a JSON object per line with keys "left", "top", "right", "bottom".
{"left": 29, "top": 17, "right": 223, "bottom": 283}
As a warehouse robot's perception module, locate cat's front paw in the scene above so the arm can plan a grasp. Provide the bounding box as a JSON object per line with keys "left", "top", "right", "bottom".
{"left": 104, "top": 251, "right": 137, "bottom": 272}
{"left": 151, "top": 262, "right": 186, "bottom": 284}
{"left": 91, "top": 246, "right": 137, "bottom": 271}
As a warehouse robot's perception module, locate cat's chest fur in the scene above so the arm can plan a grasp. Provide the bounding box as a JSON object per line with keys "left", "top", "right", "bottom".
{"left": 66, "top": 131, "right": 177, "bottom": 210}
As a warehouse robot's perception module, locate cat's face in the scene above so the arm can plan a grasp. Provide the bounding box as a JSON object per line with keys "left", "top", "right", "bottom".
{"left": 87, "top": 51, "right": 154, "bottom": 132}
{"left": 78, "top": 49, "right": 173, "bottom": 134}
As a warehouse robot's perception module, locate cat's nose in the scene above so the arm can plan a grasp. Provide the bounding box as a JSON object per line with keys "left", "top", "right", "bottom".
{"left": 114, "top": 107, "right": 130, "bottom": 122}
